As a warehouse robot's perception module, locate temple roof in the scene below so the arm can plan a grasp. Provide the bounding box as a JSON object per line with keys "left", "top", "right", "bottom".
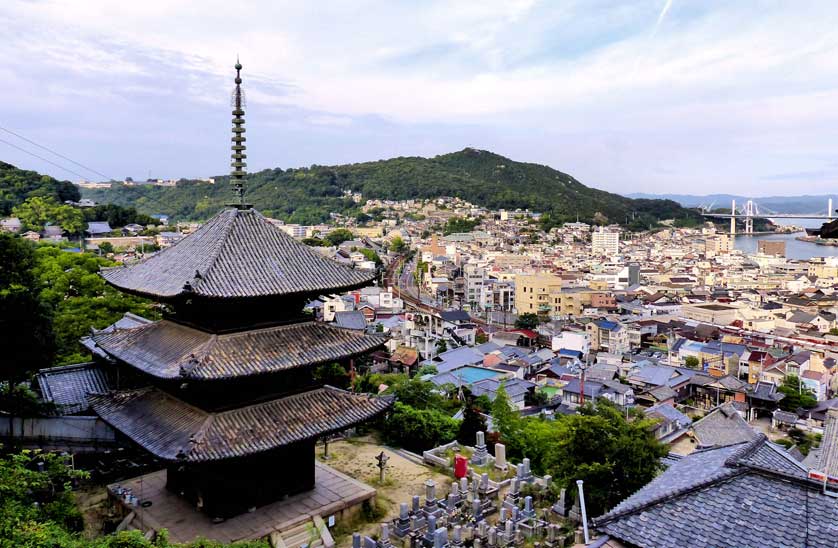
{"left": 90, "top": 386, "right": 392, "bottom": 462}
{"left": 92, "top": 319, "right": 387, "bottom": 380}
{"left": 100, "top": 208, "right": 375, "bottom": 300}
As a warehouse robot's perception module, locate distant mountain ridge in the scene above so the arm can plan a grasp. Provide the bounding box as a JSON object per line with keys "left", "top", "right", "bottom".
{"left": 78, "top": 148, "right": 701, "bottom": 228}
{"left": 625, "top": 192, "right": 838, "bottom": 215}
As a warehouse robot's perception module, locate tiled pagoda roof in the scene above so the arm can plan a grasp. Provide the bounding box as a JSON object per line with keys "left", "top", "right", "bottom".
{"left": 92, "top": 319, "right": 387, "bottom": 380}
{"left": 90, "top": 386, "right": 392, "bottom": 462}
{"left": 101, "top": 208, "right": 374, "bottom": 300}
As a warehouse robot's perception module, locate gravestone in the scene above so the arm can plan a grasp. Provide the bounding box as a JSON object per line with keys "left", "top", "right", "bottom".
{"left": 472, "top": 431, "right": 489, "bottom": 466}
{"left": 494, "top": 443, "right": 507, "bottom": 471}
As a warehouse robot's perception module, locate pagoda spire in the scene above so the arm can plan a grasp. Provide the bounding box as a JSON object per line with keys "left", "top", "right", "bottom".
{"left": 229, "top": 57, "right": 250, "bottom": 209}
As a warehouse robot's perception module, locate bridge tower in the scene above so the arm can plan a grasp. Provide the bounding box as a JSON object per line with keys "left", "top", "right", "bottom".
{"left": 830, "top": 198, "right": 834, "bottom": 220}
{"left": 730, "top": 199, "right": 736, "bottom": 235}
{"left": 744, "top": 200, "right": 755, "bottom": 235}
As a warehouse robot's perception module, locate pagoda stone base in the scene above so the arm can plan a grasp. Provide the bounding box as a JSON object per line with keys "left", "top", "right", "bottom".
{"left": 107, "top": 462, "right": 375, "bottom": 544}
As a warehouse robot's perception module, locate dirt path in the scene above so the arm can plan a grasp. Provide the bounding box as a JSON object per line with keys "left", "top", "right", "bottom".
{"left": 317, "top": 436, "right": 450, "bottom": 545}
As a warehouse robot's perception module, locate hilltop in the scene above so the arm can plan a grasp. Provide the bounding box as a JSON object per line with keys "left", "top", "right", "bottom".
{"left": 0, "top": 161, "right": 80, "bottom": 215}
{"left": 79, "top": 148, "right": 700, "bottom": 229}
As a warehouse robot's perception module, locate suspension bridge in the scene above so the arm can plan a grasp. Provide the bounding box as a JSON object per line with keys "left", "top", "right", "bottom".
{"left": 701, "top": 198, "right": 835, "bottom": 235}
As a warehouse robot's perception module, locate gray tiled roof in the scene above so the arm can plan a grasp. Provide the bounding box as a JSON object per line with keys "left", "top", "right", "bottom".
{"left": 334, "top": 311, "right": 368, "bottom": 330}
{"left": 90, "top": 386, "right": 392, "bottom": 462}
{"left": 595, "top": 435, "right": 838, "bottom": 548}
{"left": 36, "top": 362, "right": 110, "bottom": 414}
{"left": 101, "top": 208, "right": 374, "bottom": 299}
{"left": 92, "top": 320, "right": 387, "bottom": 380}
{"left": 691, "top": 402, "right": 758, "bottom": 447}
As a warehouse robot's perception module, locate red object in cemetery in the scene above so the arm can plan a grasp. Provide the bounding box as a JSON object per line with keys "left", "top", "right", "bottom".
{"left": 454, "top": 454, "right": 469, "bottom": 479}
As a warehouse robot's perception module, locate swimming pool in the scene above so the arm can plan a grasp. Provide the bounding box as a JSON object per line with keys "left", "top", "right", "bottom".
{"left": 451, "top": 366, "right": 505, "bottom": 384}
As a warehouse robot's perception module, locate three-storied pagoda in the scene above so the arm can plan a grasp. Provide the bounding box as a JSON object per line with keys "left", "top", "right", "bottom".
{"left": 89, "top": 60, "right": 392, "bottom": 520}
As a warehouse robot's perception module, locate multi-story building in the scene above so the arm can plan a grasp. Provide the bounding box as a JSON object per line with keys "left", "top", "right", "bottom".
{"left": 758, "top": 240, "right": 786, "bottom": 257}
{"left": 514, "top": 273, "right": 563, "bottom": 315}
{"left": 592, "top": 227, "right": 619, "bottom": 255}
{"left": 463, "top": 263, "right": 486, "bottom": 309}
{"left": 586, "top": 319, "right": 630, "bottom": 354}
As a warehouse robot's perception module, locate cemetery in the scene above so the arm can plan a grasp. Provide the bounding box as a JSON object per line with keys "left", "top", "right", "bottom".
{"left": 352, "top": 432, "right": 588, "bottom": 548}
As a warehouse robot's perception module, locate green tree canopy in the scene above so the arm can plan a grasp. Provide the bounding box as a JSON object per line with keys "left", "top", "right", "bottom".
{"left": 390, "top": 235, "right": 408, "bottom": 253}
{"left": 12, "top": 197, "right": 84, "bottom": 234}
{"left": 357, "top": 247, "right": 382, "bottom": 266}
{"left": 457, "top": 396, "right": 487, "bottom": 445}
{"left": 778, "top": 375, "right": 818, "bottom": 411}
{"left": 443, "top": 216, "right": 481, "bottom": 235}
{"left": 515, "top": 313, "right": 540, "bottom": 330}
{"left": 0, "top": 234, "right": 55, "bottom": 378}
{"left": 30, "top": 246, "right": 159, "bottom": 364}
{"left": 323, "top": 228, "right": 354, "bottom": 246}
{"left": 684, "top": 356, "right": 700, "bottom": 369}
{"left": 383, "top": 402, "right": 459, "bottom": 453}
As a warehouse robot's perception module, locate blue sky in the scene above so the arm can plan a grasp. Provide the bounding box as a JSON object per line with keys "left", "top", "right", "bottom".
{"left": 2, "top": 0, "right": 838, "bottom": 195}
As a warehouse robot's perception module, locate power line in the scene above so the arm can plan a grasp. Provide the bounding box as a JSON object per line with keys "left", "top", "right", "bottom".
{"left": 0, "top": 125, "right": 111, "bottom": 180}
{"left": 0, "top": 137, "right": 90, "bottom": 181}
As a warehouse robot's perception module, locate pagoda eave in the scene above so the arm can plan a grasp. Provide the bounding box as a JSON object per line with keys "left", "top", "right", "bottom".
{"left": 91, "top": 319, "right": 389, "bottom": 381}
{"left": 90, "top": 386, "right": 393, "bottom": 463}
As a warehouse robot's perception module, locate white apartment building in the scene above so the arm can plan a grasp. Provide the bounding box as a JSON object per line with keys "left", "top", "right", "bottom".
{"left": 592, "top": 227, "right": 620, "bottom": 255}
{"left": 463, "top": 263, "right": 486, "bottom": 309}
{"left": 278, "top": 224, "right": 308, "bottom": 238}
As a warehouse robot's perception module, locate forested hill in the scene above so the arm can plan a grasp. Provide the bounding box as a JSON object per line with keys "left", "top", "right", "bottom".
{"left": 0, "top": 161, "right": 80, "bottom": 215}
{"left": 80, "top": 148, "right": 700, "bottom": 228}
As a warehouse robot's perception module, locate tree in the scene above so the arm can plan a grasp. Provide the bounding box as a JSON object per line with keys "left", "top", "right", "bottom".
{"left": 416, "top": 364, "right": 438, "bottom": 376}
{"left": 12, "top": 197, "right": 84, "bottom": 234}
{"left": 540, "top": 403, "right": 667, "bottom": 516}
{"left": 0, "top": 161, "right": 79, "bottom": 215}
{"left": 358, "top": 247, "right": 382, "bottom": 266}
{"left": 383, "top": 402, "right": 460, "bottom": 452}
{"left": 0, "top": 449, "right": 271, "bottom": 547}
{"left": 778, "top": 375, "right": 818, "bottom": 411}
{"left": 0, "top": 234, "right": 54, "bottom": 378}
{"left": 528, "top": 389, "right": 550, "bottom": 406}
{"left": 435, "top": 339, "right": 448, "bottom": 354}
{"left": 491, "top": 383, "right": 520, "bottom": 442}
{"left": 312, "top": 362, "right": 350, "bottom": 389}
{"left": 443, "top": 216, "right": 481, "bottom": 235}
{"left": 390, "top": 236, "right": 408, "bottom": 253}
{"left": 684, "top": 356, "right": 700, "bottom": 369}
{"left": 0, "top": 448, "right": 87, "bottom": 541}
{"left": 323, "top": 228, "right": 354, "bottom": 246}
{"left": 457, "top": 396, "right": 488, "bottom": 445}
{"left": 515, "top": 313, "right": 539, "bottom": 330}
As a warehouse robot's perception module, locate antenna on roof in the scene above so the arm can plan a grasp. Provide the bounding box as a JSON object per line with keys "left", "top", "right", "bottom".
{"left": 229, "top": 57, "right": 251, "bottom": 209}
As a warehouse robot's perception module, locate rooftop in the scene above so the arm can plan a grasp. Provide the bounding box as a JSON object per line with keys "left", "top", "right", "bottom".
{"left": 101, "top": 208, "right": 374, "bottom": 300}
{"left": 595, "top": 435, "right": 838, "bottom": 548}
{"left": 92, "top": 320, "right": 387, "bottom": 380}
{"left": 91, "top": 386, "right": 392, "bottom": 462}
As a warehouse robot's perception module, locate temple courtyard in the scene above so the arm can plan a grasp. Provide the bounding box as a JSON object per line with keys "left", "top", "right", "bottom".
{"left": 95, "top": 436, "right": 449, "bottom": 546}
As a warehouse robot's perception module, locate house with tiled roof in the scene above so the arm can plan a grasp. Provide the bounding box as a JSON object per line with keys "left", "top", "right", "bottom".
{"left": 593, "top": 434, "right": 838, "bottom": 548}
{"left": 689, "top": 402, "right": 758, "bottom": 448}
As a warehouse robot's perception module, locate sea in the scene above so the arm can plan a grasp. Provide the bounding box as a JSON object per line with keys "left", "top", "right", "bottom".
{"left": 732, "top": 218, "right": 838, "bottom": 260}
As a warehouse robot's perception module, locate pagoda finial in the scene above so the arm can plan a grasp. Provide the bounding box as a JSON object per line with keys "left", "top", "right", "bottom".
{"left": 229, "top": 58, "right": 250, "bottom": 209}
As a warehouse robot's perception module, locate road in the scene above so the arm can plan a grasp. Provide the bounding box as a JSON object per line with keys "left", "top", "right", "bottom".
{"left": 384, "top": 254, "right": 511, "bottom": 330}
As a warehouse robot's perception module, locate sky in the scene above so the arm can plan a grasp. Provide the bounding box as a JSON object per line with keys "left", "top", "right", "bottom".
{"left": 2, "top": 0, "right": 838, "bottom": 196}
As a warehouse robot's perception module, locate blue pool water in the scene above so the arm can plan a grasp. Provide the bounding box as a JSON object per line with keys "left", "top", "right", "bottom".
{"left": 453, "top": 366, "right": 504, "bottom": 384}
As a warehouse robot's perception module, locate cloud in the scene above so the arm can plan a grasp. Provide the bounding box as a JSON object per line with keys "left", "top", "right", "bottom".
{"left": 1, "top": 0, "right": 838, "bottom": 195}
{"left": 650, "top": 0, "right": 673, "bottom": 38}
